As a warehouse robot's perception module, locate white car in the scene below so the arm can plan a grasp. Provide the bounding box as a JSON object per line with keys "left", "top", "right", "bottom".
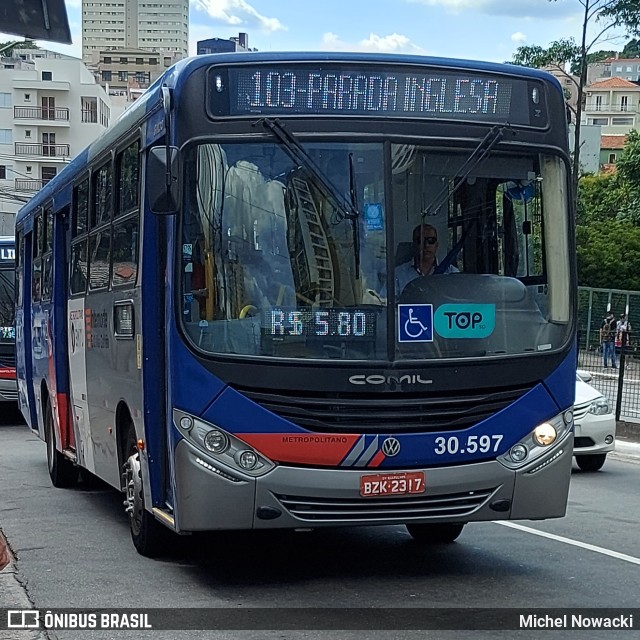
{"left": 573, "top": 371, "right": 616, "bottom": 471}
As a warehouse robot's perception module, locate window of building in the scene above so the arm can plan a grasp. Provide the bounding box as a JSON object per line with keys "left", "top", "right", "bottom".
{"left": 595, "top": 95, "right": 603, "bottom": 111}
{"left": 41, "top": 166, "right": 57, "bottom": 184}
{"left": 25, "top": 130, "right": 31, "bottom": 138}
{"left": 590, "top": 117, "right": 609, "bottom": 125}
{"left": 620, "top": 95, "right": 629, "bottom": 111}
{"left": 0, "top": 129, "right": 12, "bottom": 144}
{"left": 118, "top": 70, "right": 128, "bottom": 82}
{"left": 103, "top": 56, "right": 112, "bottom": 64}
{"left": 102, "top": 70, "right": 112, "bottom": 82}
{"left": 0, "top": 93, "right": 11, "bottom": 108}
{"left": 42, "top": 132, "right": 56, "bottom": 156}
{"left": 41, "top": 71, "right": 52, "bottom": 81}
{"left": 0, "top": 166, "right": 6, "bottom": 179}
{"left": 24, "top": 93, "right": 30, "bottom": 101}
{"left": 26, "top": 166, "right": 32, "bottom": 173}
{"left": 120, "top": 57, "right": 128, "bottom": 64}
{"left": 612, "top": 116, "right": 634, "bottom": 125}
{"left": 136, "top": 57, "right": 143, "bottom": 64}
{"left": 149, "top": 58, "right": 157, "bottom": 65}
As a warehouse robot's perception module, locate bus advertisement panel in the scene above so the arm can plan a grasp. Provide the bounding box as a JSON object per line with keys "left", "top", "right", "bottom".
{"left": 15, "top": 53, "right": 576, "bottom": 556}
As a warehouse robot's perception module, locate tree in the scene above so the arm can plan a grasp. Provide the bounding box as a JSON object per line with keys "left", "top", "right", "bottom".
{"left": 570, "top": 49, "right": 617, "bottom": 74}
{"left": 511, "top": 1, "right": 640, "bottom": 203}
{"left": 577, "top": 220, "right": 640, "bottom": 289}
{"left": 621, "top": 37, "right": 640, "bottom": 57}
{"left": 614, "top": 129, "right": 640, "bottom": 223}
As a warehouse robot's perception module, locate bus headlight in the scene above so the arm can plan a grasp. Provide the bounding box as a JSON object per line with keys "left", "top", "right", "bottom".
{"left": 532, "top": 423, "right": 557, "bottom": 446}
{"left": 204, "top": 430, "right": 229, "bottom": 454}
{"left": 498, "top": 411, "right": 571, "bottom": 470}
{"left": 172, "top": 409, "right": 274, "bottom": 477}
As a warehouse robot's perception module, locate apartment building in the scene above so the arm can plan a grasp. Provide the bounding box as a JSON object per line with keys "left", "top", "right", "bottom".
{"left": 583, "top": 77, "right": 640, "bottom": 136}
{"left": 587, "top": 57, "right": 640, "bottom": 84}
{"left": 82, "top": 0, "right": 189, "bottom": 63}
{"left": 0, "top": 54, "right": 111, "bottom": 232}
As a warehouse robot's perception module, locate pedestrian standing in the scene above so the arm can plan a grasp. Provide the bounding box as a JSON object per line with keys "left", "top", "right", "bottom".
{"left": 600, "top": 312, "right": 617, "bottom": 369}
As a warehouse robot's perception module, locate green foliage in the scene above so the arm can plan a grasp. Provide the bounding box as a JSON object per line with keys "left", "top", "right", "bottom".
{"left": 614, "top": 130, "right": 640, "bottom": 224}
{"left": 570, "top": 50, "right": 617, "bottom": 75}
{"left": 621, "top": 38, "right": 640, "bottom": 57}
{"left": 576, "top": 221, "right": 640, "bottom": 289}
{"left": 511, "top": 38, "right": 580, "bottom": 69}
{"left": 0, "top": 40, "right": 39, "bottom": 52}
{"left": 577, "top": 173, "right": 626, "bottom": 225}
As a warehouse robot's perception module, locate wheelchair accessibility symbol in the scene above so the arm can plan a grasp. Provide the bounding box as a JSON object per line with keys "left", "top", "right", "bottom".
{"left": 398, "top": 304, "right": 433, "bottom": 342}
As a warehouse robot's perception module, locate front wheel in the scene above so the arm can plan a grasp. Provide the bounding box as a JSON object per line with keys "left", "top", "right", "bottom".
{"left": 123, "top": 442, "right": 171, "bottom": 557}
{"left": 576, "top": 453, "right": 607, "bottom": 472}
{"left": 405, "top": 522, "right": 465, "bottom": 543}
{"left": 44, "top": 402, "right": 77, "bottom": 488}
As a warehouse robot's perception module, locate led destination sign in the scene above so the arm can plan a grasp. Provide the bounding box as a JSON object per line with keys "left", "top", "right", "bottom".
{"left": 263, "top": 307, "right": 377, "bottom": 340}
{"left": 209, "top": 64, "right": 546, "bottom": 126}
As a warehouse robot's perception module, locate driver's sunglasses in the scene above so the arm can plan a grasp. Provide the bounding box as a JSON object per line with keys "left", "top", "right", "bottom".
{"left": 415, "top": 236, "right": 437, "bottom": 246}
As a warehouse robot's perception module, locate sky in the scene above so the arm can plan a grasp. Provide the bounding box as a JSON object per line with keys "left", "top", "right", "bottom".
{"left": 0, "top": 0, "right": 634, "bottom": 64}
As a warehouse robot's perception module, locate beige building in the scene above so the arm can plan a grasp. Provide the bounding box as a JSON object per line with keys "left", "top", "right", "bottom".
{"left": 587, "top": 57, "right": 640, "bottom": 85}
{"left": 82, "top": 0, "right": 189, "bottom": 63}
{"left": 93, "top": 47, "right": 180, "bottom": 94}
{"left": 583, "top": 77, "right": 640, "bottom": 136}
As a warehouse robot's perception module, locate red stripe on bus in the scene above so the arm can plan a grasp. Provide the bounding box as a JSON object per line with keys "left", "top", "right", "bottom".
{"left": 0, "top": 367, "right": 16, "bottom": 380}
{"left": 235, "top": 433, "right": 361, "bottom": 466}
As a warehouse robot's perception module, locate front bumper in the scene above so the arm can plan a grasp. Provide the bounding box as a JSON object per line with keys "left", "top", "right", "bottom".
{"left": 573, "top": 412, "right": 616, "bottom": 456}
{"left": 0, "top": 378, "right": 18, "bottom": 402}
{"left": 171, "top": 432, "right": 573, "bottom": 532}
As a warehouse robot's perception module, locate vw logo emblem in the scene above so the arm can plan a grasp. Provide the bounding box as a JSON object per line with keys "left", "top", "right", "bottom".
{"left": 381, "top": 437, "right": 401, "bottom": 457}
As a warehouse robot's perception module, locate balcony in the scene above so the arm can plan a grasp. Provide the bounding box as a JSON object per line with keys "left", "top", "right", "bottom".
{"left": 14, "top": 106, "right": 70, "bottom": 121}
{"left": 14, "top": 142, "right": 70, "bottom": 158}
{"left": 15, "top": 178, "right": 45, "bottom": 191}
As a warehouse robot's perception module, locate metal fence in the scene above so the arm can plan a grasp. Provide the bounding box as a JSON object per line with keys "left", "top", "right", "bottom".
{"left": 578, "top": 286, "right": 640, "bottom": 423}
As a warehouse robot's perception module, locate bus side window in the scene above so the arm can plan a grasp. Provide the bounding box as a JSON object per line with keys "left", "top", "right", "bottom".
{"left": 70, "top": 240, "right": 88, "bottom": 295}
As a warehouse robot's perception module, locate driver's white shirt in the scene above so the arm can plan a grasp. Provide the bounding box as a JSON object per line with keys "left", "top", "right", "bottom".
{"left": 395, "top": 260, "right": 459, "bottom": 295}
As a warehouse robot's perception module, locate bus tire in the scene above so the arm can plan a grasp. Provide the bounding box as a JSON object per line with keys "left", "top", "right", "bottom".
{"left": 123, "top": 438, "right": 170, "bottom": 557}
{"left": 44, "top": 402, "right": 78, "bottom": 488}
{"left": 405, "top": 522, "right": 465, "bottom": 543}
{"left": 576, "top": 453, "right": 607, "bottom": 472}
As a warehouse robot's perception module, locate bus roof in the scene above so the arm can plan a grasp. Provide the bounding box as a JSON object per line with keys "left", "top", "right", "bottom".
{"left": 15, "top": 51, "right": 562, "bottom": 228}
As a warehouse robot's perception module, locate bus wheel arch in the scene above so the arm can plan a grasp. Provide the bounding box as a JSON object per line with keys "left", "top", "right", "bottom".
{"left": 43, "top": 388, "right": 78, "bottom": 488}
{"left": 119, "top": 405, "right": 170, "bottom": 556}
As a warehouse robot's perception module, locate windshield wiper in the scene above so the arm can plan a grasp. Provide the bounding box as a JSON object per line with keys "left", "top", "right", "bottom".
{"left": 259, "top": 118, "right": 361, "bottom": 277}
{"left": 422, "top": 123, "right": 510, "bottom": 219}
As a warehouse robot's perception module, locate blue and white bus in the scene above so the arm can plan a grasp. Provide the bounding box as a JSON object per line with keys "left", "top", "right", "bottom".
{"left": 0, "top": 236, "right": 17, "bottom": 402}
{"left": 15, "top": 52, "right": 576, "bottom": 556}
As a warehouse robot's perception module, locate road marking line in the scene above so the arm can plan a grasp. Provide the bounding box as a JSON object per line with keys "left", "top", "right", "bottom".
{"left": 495, "top": 521, "right": 640, "bottom": 566}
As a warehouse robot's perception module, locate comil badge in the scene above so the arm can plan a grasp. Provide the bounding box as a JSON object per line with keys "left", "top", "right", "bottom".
{"left": 434, "top": 304, "right": 496, "bottom": 339}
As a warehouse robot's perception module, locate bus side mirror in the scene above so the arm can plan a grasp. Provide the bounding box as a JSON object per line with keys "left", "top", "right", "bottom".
{"left": 147, "top": 146, "right": 179, "bottom": 215}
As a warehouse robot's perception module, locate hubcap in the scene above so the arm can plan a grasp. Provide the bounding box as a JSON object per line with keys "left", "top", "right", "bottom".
{"left": 123, "top": 452, "right": 144, "bottom": 536}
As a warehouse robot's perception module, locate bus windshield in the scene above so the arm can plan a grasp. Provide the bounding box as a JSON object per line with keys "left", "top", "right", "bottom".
{"left": 180, "top": 140, "right": 571, "bottom": 361}
{"left": 0, "top": 267, "right": 15, "bottom": 342}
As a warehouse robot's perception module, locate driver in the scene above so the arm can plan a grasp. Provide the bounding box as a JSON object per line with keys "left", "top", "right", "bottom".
{"left": 395, "top": 223, "right": 458, "bottom": 294}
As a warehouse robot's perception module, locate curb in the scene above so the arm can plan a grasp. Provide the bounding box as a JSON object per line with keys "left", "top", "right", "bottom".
{"left": 0, "top": 532, "right": 48, "bottom": 640}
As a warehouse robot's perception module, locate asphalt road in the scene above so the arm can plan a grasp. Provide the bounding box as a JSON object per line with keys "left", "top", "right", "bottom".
{"left": 1, "top": 404, "right": 639, "bottom": 640}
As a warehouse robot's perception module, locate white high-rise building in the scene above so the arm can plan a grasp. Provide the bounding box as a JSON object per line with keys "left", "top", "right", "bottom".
{"left": 82, "top": 0, "right": 189, "bottom": 63}
{"left": 0, "top": 51, "right": 112, "bottom": 233}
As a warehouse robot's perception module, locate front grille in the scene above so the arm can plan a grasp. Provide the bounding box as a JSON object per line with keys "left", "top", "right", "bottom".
{"left": 275, "top": 488, "right": 495, "bottom": 522}
{"left": 574, "top": 437, "right": 595, "bottom": 448}
{"left": 573, "top": 402, "right": 591, "bottom": 422}
{"left": 237, "top": 384, "right": 532, "bottom": 434}
{"left": 0, "top": 353, "right": 15, "bottom": 368}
